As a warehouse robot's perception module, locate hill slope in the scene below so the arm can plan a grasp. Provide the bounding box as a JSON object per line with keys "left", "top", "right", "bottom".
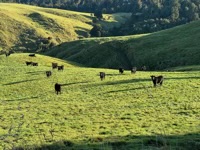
{"left": 0, "top": 3, "right": 130, "bottom": 52}
{"left": 45, "top": 20, "right": 200, "bottom": 70}
{"left": 0, "top": 53, "right": 199, "bottom": 149}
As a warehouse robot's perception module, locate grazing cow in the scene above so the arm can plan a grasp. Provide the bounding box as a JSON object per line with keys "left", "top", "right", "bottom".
{"left": 150, "top": 75, "right": 164, "bottom": 87}
{"left": 131, "top": 67, "right": 137, "bottom": 74}
{"left": 141, "top": 66, "right": 147, "bottom": 71}
{"left": 46, "top": 71, "right": 52, "bottom": 77}
{"left": 26, "top": 61, "right": 32, "bottom": 66}
{"left": 29, "top": 53, "right": 35, "bottom": 57}
{"left": 55, "top": 83, "right": 61, "bottom": 94}
{"left": 32, "top": 62, "right": 38, "bottom": 66}
{"left": 119, "top": 68, "right": 124, "bottom": 74}
{"left": 58, "top": 65, "right": 64, "bottom": 71}
{"left": 99, "top": 72, "right": 105, "bottom": 80}
{"left": 5, "top": 53, "right": 10, "bottom": 57}
{"left": 52, "top": 63, "right": 58, "bottom": 69}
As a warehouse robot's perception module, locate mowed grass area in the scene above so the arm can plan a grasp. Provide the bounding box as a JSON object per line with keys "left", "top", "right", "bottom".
{"left": 0, "top": 54, "right": 200, "bottom": 149}
{"left": 0, "top": 3, "right": 130, "bottom": 51}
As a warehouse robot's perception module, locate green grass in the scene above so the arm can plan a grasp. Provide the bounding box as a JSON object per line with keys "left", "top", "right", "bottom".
{"left": 46, "top": 20, "right": 200, "bottom": 70}
{"left": 0, "top": 3, "right": 130, "bottom": 52}
{"left": 0, "top": 53, "right": 199, "bottom": 149}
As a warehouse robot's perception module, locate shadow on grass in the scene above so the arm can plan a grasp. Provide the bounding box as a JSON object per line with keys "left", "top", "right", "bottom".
{"left": 102, "top": 78, "right": 150, "bottom": 86}
{"left": 26, "top": 70, "right": 46, "bottom": 75}
{"left": 101, "top": 76, "right": 200, "bottom": 86}
{"left": 1, "top": 96, "right": 38, "bottom": 102}
{"left": 106, "top": 86, "right": 152, "bottom": 93}
{"left": 3, "top": 78, "right": 41, "bottom": 85}
{"left": 106, "top": 73, "right": 130, "bottom": 76}
{"left": 167, "top": 76, "right": 200, "bottom": 80}
{"left": 61, "top": 81, "right": 90, "bottom": 86}
{"left": 15, "top": 133, "right": 200, "bottom": 150}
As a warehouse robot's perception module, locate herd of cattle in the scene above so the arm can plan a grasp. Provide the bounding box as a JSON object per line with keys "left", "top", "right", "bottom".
{"left": 5, "top": 53, "right": 164, "bottom": 95}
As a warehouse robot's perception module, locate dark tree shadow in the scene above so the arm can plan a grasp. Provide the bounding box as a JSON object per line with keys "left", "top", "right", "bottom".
{"left": 14, "top": 133, "right": 200, "bottom": 150}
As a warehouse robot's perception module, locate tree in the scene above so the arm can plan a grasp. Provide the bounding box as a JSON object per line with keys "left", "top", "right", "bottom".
{"left": 94, "top": 10, "right": 103, "bottom": 20}
{"left": 170, "top": 0, "right": 180, "bottom": 21}
{"left": 90, "top": 24, "right": 102, "bottom": 37}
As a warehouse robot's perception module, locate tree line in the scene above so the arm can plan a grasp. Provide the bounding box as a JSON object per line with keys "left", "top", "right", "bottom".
{"left": 112, "top": 0, "right": 200, "bottom": 35}
{"left": 1, "top": 0, "right": 200, "bottom": 36}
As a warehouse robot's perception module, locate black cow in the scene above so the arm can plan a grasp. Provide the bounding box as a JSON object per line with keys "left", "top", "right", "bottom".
{"left": 32, "top": 62, "right": 38, "bottom": 66}
{"left": 46, "top": 71, "right": 52, "bottom": 77}
{"left": 5, "top": 53, "right": 10, "bottom": 57}
{"left": 141, "top": 66, "right": 147, "bottom": 71}
{"left": 119, "top": 68, "right": 124, "bottom": 74}
{"left": 52, "top": 63, "right": 58, "bottom": 69}
{"left": 55, "top": 83, "right": 61, "bottom": 94}
{"left": 5, "top": 51, "right": 14, "bottom": 57}
{"left": 26, "top": 61, "right": 32, "bottom": 66}
{"left": 150, "top": 75, "right": 164, "bottom": 87}
{"left": 99, "top": 72, "right": 105, "bottom": 80}
{"left": 29, "top": 54, "right": 35, "bottom": 57}
{"left": 131, "top": 67, "right": 137, "bottom": 74}
{"left": 58, "top": 65, "right": 64, "bottom": 71}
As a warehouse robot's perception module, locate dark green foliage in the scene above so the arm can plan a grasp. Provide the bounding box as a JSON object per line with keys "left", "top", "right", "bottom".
{"left": 90, "top": 24, "right": 102, "bottom": 37}
{"left": 94, "top": 11, "right": 103, "bottom": 20}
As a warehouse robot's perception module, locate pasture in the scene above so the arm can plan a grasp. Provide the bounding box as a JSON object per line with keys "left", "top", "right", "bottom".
{"left": 0, "top": 54, "right": 199, "bottom": 149}
{"left": 46, "top": 20, "right": 200, "bottom": 70}
{"left": 0, "top": 3, "right": 131, "bottom": 52}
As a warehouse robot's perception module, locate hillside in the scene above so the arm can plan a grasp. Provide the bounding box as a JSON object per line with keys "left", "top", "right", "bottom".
{"left": 0, "top": 53, "right": 199, "bottom": 149}
{"left": 0, "top": 3, "right": 130, "bottom": 52}
{"left": 45, "top": 20, "right": 200, "bottom": 70}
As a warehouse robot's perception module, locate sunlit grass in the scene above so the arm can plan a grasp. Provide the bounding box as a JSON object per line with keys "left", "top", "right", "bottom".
{"left": 0, "top": 54, "right": 199, "bottom": 149}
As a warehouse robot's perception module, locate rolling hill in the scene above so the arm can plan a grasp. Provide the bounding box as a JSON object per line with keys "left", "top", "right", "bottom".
{"left": 0, "top": 3, "right": 131, "bottom": 52}
{"left": 45, "top": 20, "right": 200, "bottom": 70}
{"left": 0, "top": 53, "right": 199, "bottom": 149}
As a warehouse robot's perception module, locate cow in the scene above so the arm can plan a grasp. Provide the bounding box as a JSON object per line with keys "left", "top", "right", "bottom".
{"left": 46, "top": 71, "right": 52, "bottom": 77}
{"left": 5, "top": 53, "right": 10, "bottom": 57}
{"left": 52, "top": 63, "right": 58, "bottom": 69}
{"left": 99, "top": 72, "right": 105, "bottom": 80}
{"left": 131, "top": 67, "right": 137, "bottom": 74}
{"left": 119, "top": 68, "right": 124, "bottom": 74}
{"left": 58, "top": 65, "right": 64, "bottom": 71}
{"left": 55, "top": 83, "right": 61, "bottom": 94}
{"left": 29, "top": 53, "right": 35, "bottom": 57}
{"left": 5, "top": 51, "right": 14, "bottom": 57}
{"left": 141, "top": 66, "right": 147, "bottom": 71}
{"left": 150, "top": 75, "right": 164, "bottom": 87}
{"left": 32, "top": 62, "right": 38, "bottom": 66}
{"left": 26, "top": 61, "right": 32, "bottom": 66}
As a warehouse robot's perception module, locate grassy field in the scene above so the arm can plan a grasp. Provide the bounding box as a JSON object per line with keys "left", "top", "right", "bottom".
{"left": 0, "top": 3, "right": 130, "bottom": 52}
{"left": 0, "top": 53, "right": 199, "bottom": 149}
{"left": 46, "top": 20, "right": 200, "bottom": 70}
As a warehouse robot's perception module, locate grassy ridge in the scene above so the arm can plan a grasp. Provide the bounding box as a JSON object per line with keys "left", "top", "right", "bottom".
{"left": 0, "top": 53, "right": 199, "bottom": 149}
{"left": 0, "top": 3, "right": 130, "bottom": 52}
{"left": 46, "top": 20, "right": 200, "bottom": 70}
